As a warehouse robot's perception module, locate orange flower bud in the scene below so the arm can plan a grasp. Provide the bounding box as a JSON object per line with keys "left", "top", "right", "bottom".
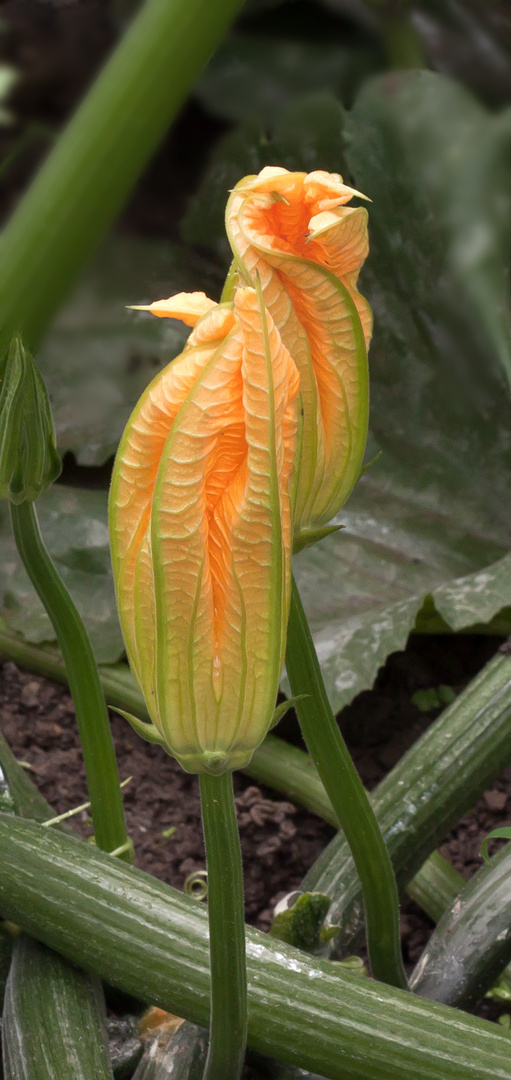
{"left": 110, "top": 288, "right": 299, "bottom": 774}
{"left": 226, "top": 167, "right": 371, "bottom": 544}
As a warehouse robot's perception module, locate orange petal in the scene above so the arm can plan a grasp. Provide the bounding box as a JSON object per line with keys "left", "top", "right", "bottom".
{"left": 303, "top": 170, "right": 369, "bottom": 213}
{"left": 226, "top": 170, "right": 370, "bottom": 532}
{"left": 235, "top": 166, "right": 305, "bottom": 200}
{"left": 148, "top": 287, "right": 298, "bottom": 772}
{"left": 308, "top": 206, "right": 373, "bottom": 348}
{"left": 109, "top": 320, "right": 234, "bottom": 710}
{"left": 130, "top": 291, "right": 216, "bottom": 325}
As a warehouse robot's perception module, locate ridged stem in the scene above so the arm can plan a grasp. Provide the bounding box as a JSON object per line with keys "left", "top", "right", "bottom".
{"left": 3, "top": 816, "right": 511, "bottom": 1080}
{"left": 0, "top": 0, "right": 244, "bottom": 354}
{"left": 410, "top": 841, "right": 511, "bottom": 1009}
{"left": 199, "top": 772, "right": 247, "bottom": 1080}
{"left": 304, "top": 650, "right": 511, "bottom": 955}
{"left": 9, "top": 501, "right": 129, "bottom": 858}
{"left": 285, "top": 575, "right": 406, "bottom": 989}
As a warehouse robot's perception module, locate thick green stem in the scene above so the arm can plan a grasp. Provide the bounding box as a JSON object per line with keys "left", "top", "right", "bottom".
{"left": 4, "top": 816, "right": 511, "bottom": 1080}
{"left": 0, "top": 0, "right": 244, "bottom": 354}
{"left": 285, "top": 575, "right": 406, "bottom": 989}
{"left": 199, "top": 772, "right": 247, "bottom": 1080}
{"left": 9, "top": 501, "right": 129, "bottom": 858}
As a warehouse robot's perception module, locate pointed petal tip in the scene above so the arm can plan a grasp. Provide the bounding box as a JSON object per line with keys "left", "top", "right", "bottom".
{"left": 127, "top": 292, "right": 217, "bottom": 326}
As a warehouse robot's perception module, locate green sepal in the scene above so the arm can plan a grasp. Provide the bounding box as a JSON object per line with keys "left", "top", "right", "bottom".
{"left": 359, "top": 450, "right": 382, "bottom": 478}
{"left": 293, "top": 524, "right": 344, "bottom": 554}
{"left": 112, "top": 708, "right": 167, "bottom": 747}
{"left": 0, "top": 334, "right": 61, "bottom": 503}
{"left": 270, "top": 695, "right": 307, "bottom": 730}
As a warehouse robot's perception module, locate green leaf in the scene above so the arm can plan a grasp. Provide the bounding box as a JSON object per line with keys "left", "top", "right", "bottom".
{"left": 181, "top": 120, "right": 270, "bottom": 258}
{"left": 195, "top": 35, "right": 370, "bottom": 125}
{"left": 269, "top": 891, "right": 333, "bottom": 953}
{"left": 0, "top": 485, "right": 123, "bottom": 664}
{"left": 38, "top": 235, "right": 220, "bottom": 467}
{"left": 284, "top": 71, "right": 511, "bottom": 710}
{"left": 291, "top": 496, "right": 511, "bottom": 712}
{"left": 272, "top": 92, "right": 347, "bottom": 176}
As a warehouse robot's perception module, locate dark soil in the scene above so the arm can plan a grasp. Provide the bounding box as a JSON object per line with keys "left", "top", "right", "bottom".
{"left": 1, "top": 632, "right": 510, "bottom": 969}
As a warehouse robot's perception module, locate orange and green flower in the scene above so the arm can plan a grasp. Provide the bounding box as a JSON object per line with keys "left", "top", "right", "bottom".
{"left": 109, "top": 287, "right": 299, "bottom": 774}
{"left": 226, "top": 167, "right": 371, "bottom": 544}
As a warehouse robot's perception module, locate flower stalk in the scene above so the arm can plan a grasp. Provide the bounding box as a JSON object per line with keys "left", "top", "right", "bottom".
{"left": 9, "top": 500, "right": 130, "bottom": 860}
{"left": 285, "top": 575, "right": 407, "bottom": 989}
{"left": 200, "top": 772, "right": 247, "bottom": 1080}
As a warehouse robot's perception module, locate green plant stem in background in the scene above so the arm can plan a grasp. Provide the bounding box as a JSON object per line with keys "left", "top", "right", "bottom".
{"left": 199, "top": 772, "right": 247, "bottom": 1080}
{"left": 0, "top": 0, "right": 244, "bottom": 354}
{"left": 362, "top": 0, "right": 426, "bottom": 68}
{"left": 410, "top": 840, "right": 511, "bottom": 1009}
{"left": 407, "top": 849, "right": 464, "bottom": 924}
{"left": 9, "top": 502, "right": 129, "bottom": 859}
{"left": 285, "top": 575, "right": 407, "bottom": 990}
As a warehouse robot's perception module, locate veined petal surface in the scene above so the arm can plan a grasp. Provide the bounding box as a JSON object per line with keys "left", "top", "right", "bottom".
{"left": 110, "top": 288, "right": 298, "bottom": 773}
{"left": 131, "top": 291, "right": 217, "bottom": 324}
{"left": 226, "top": 167, "right": 371, "bottom": 534}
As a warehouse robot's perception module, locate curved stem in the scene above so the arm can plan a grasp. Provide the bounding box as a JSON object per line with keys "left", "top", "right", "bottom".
{"left": 199, "top": 771, "right": 247, "bottom": 1080}
{"left": 285, "top": 575, "right": 407, "bottom": 989}
{"left": 9, "top": 501, "right": 130, "bottom": 860}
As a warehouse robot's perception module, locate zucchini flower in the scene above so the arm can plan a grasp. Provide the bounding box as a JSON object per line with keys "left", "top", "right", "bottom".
{"left": 226, "top": 167, "right": 371, "bottom": 546}
{"left": 110, "top": 288, "right": 299, "bottom": 774}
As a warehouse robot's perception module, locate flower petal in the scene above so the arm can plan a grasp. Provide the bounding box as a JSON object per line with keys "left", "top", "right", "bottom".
{"left": 130, "top": 291, "right": 216, "bottom": 325}
{"left": 149, "top": 287, "right": 299, "bottom": 771}
{"left": 109, "top": 323, "right": 233, "bottom": 712}
{"left": 226, "top": 172, "right": 369, "bottom": 531}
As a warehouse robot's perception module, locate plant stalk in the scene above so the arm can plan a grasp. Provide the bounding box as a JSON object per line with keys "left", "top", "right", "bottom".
{"left": 0, "top": 0, "right": 244, "bottom": 354}
{"left": 3, "top": 815, "right": 511, "bottom": 1080}
{"left": 199, "top": 772, "right": 247, "bottom": 1080}
{"left": 285, "top": 575, "right": 406, "bottom": 989}
{"left": 9, "top": 501, "right": 129, "bottom": 858}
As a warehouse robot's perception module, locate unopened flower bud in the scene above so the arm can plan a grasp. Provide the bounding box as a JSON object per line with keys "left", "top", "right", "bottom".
{"left": 110, "top": 288, "right": 299, "bottom": 774}
{"left": 226, "top": 167, "right": 371, "bottom": 546}
{"left": 0, "top": 335, "right": 61, "bottom": 504}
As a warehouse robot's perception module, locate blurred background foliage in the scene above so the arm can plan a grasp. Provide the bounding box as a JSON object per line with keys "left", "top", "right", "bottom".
{"left": 0, "top": 0, "right": 510, "bottom": 707}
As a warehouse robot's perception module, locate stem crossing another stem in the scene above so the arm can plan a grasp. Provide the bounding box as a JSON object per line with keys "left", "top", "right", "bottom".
{"left": 286, "top": 574, "right": 407, "bottom": 989}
